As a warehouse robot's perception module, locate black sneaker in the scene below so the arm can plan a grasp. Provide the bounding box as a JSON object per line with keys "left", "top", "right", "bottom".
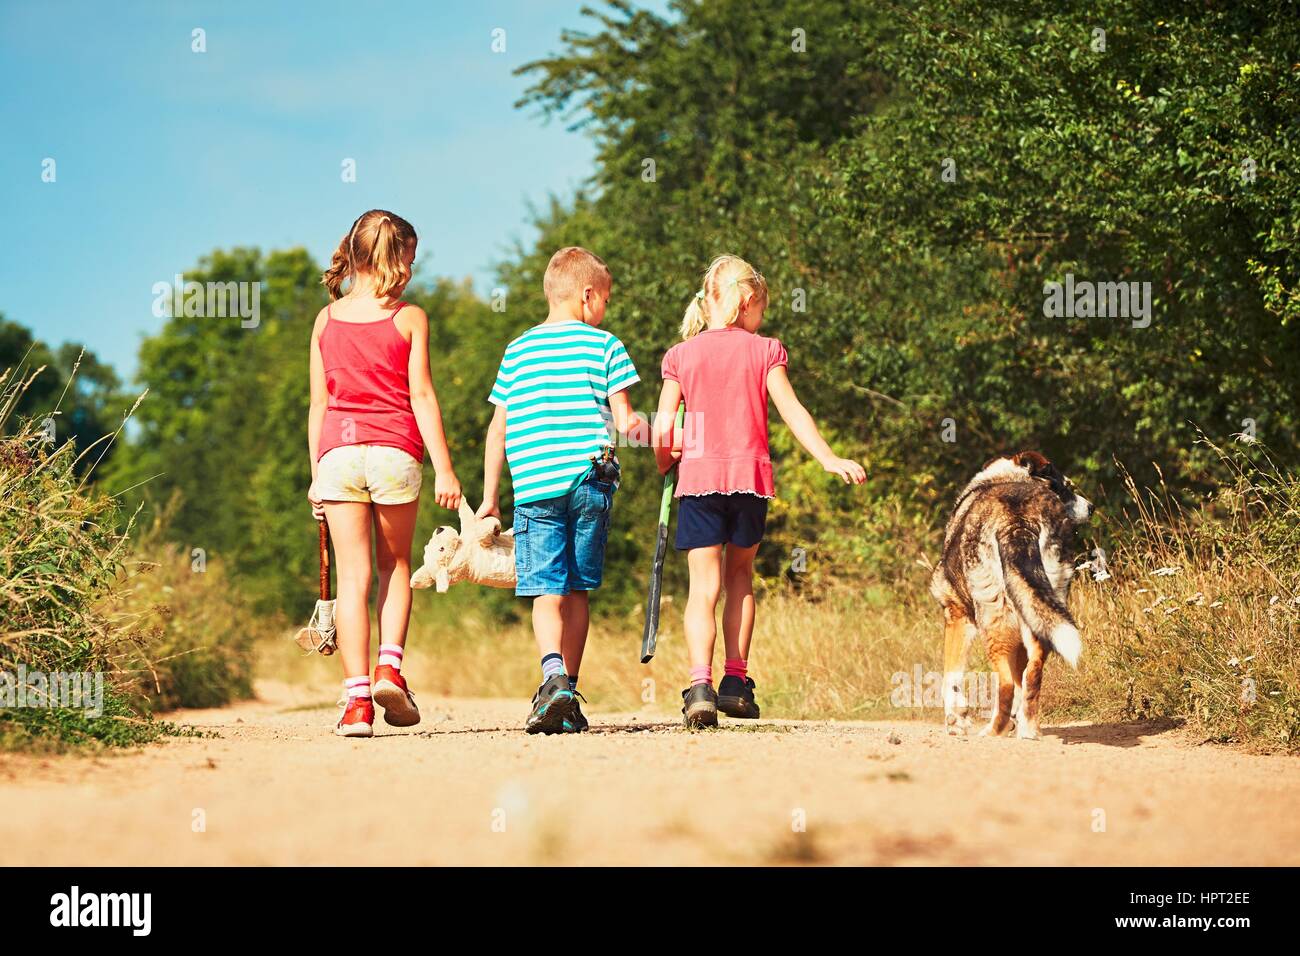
{"left": 568, "top": 691, "right": 589, "bottom": 733}
{"left": 717, "top": 675, "right": 761, "bottom": 719}
{"left": 525, "top": 674, "right": 577, "bottom": 735}
{"left": 681, "top": 683, "right": 719, "bottom": 729}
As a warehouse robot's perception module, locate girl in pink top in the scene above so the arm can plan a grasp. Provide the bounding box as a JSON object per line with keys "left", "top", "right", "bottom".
{"left": 307, "top": 209, "right": 462, "bottom": 739}
{"left": 653, "top": 255, "right": 866, "bottom": 728}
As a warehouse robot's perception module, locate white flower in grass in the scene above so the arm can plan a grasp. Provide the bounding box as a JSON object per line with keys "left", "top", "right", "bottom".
{"left": 1232, "top": 431, "right": 1260, "bottom": 445}
{"left": 1227, "top": 657, "right": 1240, "bottom": 667}
{"left": 1163, "top": 606, "right": 1178, "bottom": 616}
{"left": 1092, "top": 569, "right": 1112, "bottom": 582}
{"left": 1210, "top": 600, "right": 1224, "bottom": 609}
{"left": 1136, "top": 587, "right": 1151, "bottom": 594}
{"left": 1185, "top": 592, "right": 1205, "bottom": 605}
{"left": 1152, "top": 566, "right": 1181, "bottom": 577}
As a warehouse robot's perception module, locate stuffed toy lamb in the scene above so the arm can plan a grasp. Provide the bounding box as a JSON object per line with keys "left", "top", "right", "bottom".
{"left": 411, "top": 499, "right": 516, "bottom": 592}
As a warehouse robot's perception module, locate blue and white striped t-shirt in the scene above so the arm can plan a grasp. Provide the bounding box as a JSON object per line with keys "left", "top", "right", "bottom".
{"left": 489, "top": 321, "right": 640, "bottom": 504}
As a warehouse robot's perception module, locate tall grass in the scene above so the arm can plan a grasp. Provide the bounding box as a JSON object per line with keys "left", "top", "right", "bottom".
{"left": 1055, "top": 439, "right": 1300, "bottom": 750}
{"left": 109, "top": 511, "right": 263, "bottom": 713}
{"left": 0, "top": 365, "right": 262, "bottom": 751}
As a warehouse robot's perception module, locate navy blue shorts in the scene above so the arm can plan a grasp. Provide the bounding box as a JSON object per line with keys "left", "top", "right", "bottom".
{"left": 675, "top": 493, "right": 769, "bottom": 550}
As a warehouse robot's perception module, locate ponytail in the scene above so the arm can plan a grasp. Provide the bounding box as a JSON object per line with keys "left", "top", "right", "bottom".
{"left": 680, "top": 293, "right": 707, "bottom": 339}
{"left": 322, "top": 233, "right": 353, "bottom": 301}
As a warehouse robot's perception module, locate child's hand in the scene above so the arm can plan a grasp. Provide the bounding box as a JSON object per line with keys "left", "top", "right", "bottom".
{"left": 822, "top": 456, "right": 867, "bottom": 485}
{"left": 434, "top": 470, "right": 462, "bottom": 510}
{"left": 476, "top": 500, "right": 501, "bottom": 521}
{"left": 307, "top": 481, "right": 326, "bottom": 521}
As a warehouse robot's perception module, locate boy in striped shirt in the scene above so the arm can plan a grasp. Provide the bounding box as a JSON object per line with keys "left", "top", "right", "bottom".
{"left": 478, "top": 247, "right": 646, "bottom": 734}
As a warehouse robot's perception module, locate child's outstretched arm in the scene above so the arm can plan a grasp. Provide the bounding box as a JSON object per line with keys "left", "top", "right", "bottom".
{"left": 767, "top": 366, "right": 867, "bottom": 485}
{"left": 404, "top": 307, "right": 462, "bottom": 509}
{"left": 652, "top": 379, "right": 683, "bottom": 475}
{"left": 477, "top": 404, "right": 507, "bottom": 520}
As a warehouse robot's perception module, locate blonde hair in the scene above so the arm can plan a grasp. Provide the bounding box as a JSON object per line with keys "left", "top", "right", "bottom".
{"left": 543, "top": 246, "right": 611, "bottom": 304}
{"left": 322, "top": 209, "right": 418, "bottom": 301}
{"left": 680, "top": 254, "right": 768, "bottom": 339}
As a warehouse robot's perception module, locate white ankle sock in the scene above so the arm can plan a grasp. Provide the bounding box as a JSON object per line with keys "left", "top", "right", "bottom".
{"left": 378, "top": 644, "right": 404, "bottom": 671}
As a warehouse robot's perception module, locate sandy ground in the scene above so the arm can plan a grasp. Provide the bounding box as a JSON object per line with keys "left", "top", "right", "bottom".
{"left": 1, "top": 680, "right": 1298, "bottom": 866}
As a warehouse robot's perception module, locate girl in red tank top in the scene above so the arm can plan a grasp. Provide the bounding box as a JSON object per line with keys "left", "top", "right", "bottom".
{"left": 308, "top": 209, "right": 462, "bottom": 739}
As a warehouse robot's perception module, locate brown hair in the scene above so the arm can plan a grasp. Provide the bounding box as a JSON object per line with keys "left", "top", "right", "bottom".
{"left": 543, "top": 246, "right": 611, "bottom": 304}
{"left": 681, "top": 254, "right": 768, "bottom": 339}
{"left": 322, "top": 209, "right": 418, "bottom": 300}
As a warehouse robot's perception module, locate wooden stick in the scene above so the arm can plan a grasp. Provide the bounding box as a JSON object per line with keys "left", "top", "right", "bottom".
{"left": 318, "top": 521, "right": 331, "bottom": 601}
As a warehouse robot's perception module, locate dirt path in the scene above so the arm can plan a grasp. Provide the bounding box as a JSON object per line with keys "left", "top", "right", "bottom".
{"left": 1, "top": 680, "right": 1297, "bottom": 866}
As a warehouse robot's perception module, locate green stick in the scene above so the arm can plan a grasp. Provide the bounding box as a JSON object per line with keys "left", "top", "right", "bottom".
{"left": 641, "top": 403, "right": 684, "bottom": 663}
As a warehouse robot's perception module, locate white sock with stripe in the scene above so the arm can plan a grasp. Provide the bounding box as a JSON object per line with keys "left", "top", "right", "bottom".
{"left": 344, "top": 676, "right": 372, "bottom": 701}
{"left": 378, "top": 644, "right": 404, "bottom": 672}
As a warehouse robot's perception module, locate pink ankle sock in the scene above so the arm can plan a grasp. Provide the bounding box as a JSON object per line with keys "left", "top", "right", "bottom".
{"left": 724, "top": 658, "right": 748, "bottom": 680}
{"left": 689, "top": 665, "right": 712, "bottom": 687}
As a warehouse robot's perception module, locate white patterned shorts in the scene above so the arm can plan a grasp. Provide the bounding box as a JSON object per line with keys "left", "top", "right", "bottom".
{"left": 316, "top": 445, "right": 422, "bottom": 505}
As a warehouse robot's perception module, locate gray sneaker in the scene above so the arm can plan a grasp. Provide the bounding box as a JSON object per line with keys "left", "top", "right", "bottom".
{"left": 526, "top": 674, "right": 577, "bottom": 735}
{"left": 681, "top": 684, "right": 719, "bottom": 729}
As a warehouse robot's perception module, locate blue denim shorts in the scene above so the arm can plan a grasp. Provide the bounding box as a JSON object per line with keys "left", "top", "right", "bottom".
{"left": 513, "top": 474, "right": 615, "bottom": 596}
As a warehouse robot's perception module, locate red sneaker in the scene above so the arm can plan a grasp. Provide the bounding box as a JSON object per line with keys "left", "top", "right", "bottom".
{"left": 335, "top": 697, "right": 375, "bottom": 738}
{"left": 372, "top": 665, "right": 420, "bottom": 727}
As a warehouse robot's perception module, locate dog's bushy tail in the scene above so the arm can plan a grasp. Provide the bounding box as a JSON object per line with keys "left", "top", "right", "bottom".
{"left": 996, "top": 529, "right": 1082, "bottom": 668}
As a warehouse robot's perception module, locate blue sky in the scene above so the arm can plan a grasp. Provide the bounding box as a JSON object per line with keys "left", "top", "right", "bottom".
{"left": 1, "top": 0, "right": 663, "bottom": 378}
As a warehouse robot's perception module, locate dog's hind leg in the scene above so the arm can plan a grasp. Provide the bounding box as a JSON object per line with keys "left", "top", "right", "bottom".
{"left": 1017, "top": 634, "right": 1046, "bottom": 740}
{"left": 979, "top": 623, "right": 1020, "bottom": 737}
{"left": 980, "top": 649, "right": 1017, "bottom": 737}
{"left": 942, "top": 604, "right": 975, "bottom": 736}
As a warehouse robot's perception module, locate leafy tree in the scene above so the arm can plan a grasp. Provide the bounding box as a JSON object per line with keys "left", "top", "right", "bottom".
{"left": 0, "top": 315, "right": 125, "bottom": 475}
{"left": 507, "top": 0, "right": 1300, "bottom": 588}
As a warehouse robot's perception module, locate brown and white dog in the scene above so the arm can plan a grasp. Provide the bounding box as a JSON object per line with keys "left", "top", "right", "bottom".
{"left": 929, "top": 451, "right": 1093, "bottom": 740}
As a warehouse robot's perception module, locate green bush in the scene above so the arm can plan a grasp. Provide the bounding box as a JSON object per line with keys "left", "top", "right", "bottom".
{"left": 0, "top": 367, "right": 249, "bottom": 750}
{"left": 1046, "top": 438, "right": 1300, "bottom": 751}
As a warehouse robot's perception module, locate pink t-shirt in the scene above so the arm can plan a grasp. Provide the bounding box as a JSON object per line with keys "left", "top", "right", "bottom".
{"left": 661, "top": 326, "right": 789, "bottom": 498}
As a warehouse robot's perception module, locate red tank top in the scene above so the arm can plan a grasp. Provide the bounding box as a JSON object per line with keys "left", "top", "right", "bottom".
{"left": 317, "top": 303, "right": 424, "bottom": 463}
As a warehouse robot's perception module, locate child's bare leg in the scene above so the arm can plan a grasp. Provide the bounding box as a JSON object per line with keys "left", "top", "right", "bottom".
{"left": 721, "top": 543, "right": 759, "bottom": 662}
{"left": 324, "top": 502, "right": 373, "bottom": 678}
{"left": 372, "top": 500, "right": 418, "bottom": 650}
{"left": 561, "top": 590, "right": 590, "bottom": 677}
{"left": 685, "top": 545, "right": 723, "bottom": 673}
{"left": 532, "top": 594, "right": 565, "bottom": 661}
